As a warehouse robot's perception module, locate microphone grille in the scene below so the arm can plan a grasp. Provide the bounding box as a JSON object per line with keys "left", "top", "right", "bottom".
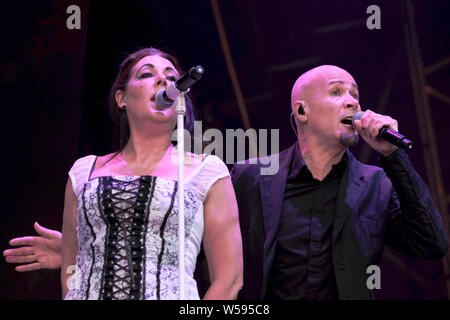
{"left": 352, "top": 111, "right": 365, "bottom": 123}
{"left": 155, "top": 89, "right": 173, "bottom": 109}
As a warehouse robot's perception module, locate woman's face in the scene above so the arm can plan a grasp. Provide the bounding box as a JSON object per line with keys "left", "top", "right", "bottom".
{"left": 120, "top": 54, "right": 180, "bottom": 130}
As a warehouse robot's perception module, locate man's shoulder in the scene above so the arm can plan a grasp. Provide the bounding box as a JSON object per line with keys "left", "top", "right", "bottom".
{"left": 233, "top": 154, "right": 275, "bottom": 170}
{"left": 231, "top": 146, "right": 292, "bottom": 181}
{"left": 231, "top": 156, "right": 271, "bottom": 182}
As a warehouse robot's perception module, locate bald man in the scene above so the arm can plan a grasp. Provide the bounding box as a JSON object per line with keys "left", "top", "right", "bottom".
{"left": 231, "top": 65, "right": 448, "bottom": 300}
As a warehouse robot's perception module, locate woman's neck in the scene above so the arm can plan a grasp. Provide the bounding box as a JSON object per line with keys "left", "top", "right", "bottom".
{"left": 121, "top": 131, "right": 172, "bottom": 165}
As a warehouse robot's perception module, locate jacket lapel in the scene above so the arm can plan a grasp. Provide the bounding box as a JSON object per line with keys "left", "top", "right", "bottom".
{"left": 333, "top": 150, "right": 368, "bottom": 243}
{"left": 260, "top": 144, "right": 294, "bottom": 249}
{"left": 259, "top": 143, "right": 295, "bottom": 295}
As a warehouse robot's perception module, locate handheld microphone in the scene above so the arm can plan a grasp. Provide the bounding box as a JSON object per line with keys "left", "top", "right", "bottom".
{"left": 155, "top": 65, "right": 204, "bottom": 109}
{"left": 352, "top": 111, "right": 413, "bottom": 150}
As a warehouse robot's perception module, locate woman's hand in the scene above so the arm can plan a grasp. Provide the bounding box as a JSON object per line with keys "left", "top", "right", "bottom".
{"left": 3, "top": 222, "right": 62, "bottom": 272}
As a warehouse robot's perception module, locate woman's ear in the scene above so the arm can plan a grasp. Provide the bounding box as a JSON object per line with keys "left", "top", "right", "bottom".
{"left": 115, "top": 90, "right": 126, "bottom": 109}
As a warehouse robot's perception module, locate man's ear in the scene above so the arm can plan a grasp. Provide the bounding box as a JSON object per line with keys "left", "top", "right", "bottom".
{"left": 115, "top": 90, "right": 126, "bottom": 109}
{"left": 293, "top": 100, "right": 307, "bottom": 123}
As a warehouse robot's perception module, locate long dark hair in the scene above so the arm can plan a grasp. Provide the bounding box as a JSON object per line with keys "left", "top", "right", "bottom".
{"left": 108, "top": 47, "right": 196, "bottom": 155}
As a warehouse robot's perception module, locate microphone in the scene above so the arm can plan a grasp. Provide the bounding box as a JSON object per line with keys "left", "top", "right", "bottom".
{"left": 155, "top": 65, "right": 204, "bottom": 109}
{"left": 352, "top": 111, "right": 413, "bottom": 150}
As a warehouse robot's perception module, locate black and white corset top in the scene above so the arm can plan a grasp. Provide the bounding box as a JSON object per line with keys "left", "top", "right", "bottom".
{"left": 64, "top": 151, "right": 229, "bottom": 300}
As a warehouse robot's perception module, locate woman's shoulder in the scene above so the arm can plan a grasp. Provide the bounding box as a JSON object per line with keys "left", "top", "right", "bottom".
{"left": 201, "top": 153, "right": 228, "bottom": 167}
{"left": 69, "top": 153, "right": 118, "bottom": 176}
{"left": 178, "top": 150, "right": 227, "bottom": 170}
{"left": 190, "top": 153, "right": 230, "bottom": 178}
{"left": 93, "top": 152, "right": 118, "bottom": 168}
{"left": 186, "top": 153, "right": 230, "bottom": 198}
{"left": 169, "top": 147, "right": 207, "bottom": 169}
{"left": 70, "top": 154, "right": 97, "bottom": 172}
{"left": 68, "top": 154, "right": 98, "bottom": 195}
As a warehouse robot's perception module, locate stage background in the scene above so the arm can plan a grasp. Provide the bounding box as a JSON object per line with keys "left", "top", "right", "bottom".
{"left": 1, "top": 0, "right": 449, "bottom": 299}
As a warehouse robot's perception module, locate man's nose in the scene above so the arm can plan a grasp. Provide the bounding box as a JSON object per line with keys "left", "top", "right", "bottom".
{"left": 345, "top": 96, "right": 359, "bottom": 109}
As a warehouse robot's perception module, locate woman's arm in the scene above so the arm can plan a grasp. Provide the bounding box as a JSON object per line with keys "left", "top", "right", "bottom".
{"left": 60, "top": 177, "right": 78, "bottom": 299}
{"left": 202, "top": 176, "right": 243, "bottom": 300}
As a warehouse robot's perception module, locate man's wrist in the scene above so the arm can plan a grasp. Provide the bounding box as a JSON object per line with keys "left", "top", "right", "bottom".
{"left": 379, "top": 146, "right": 398, "bottom": 157}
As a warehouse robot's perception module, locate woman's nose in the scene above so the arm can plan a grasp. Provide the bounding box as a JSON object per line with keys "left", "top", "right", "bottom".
{"left": 154, "top": 73, "right": 168, "bottom": 88}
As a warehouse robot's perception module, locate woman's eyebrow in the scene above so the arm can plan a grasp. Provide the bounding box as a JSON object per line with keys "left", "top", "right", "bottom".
{"left": 164, "top": 66, "right": 177, "bottom": 74}
{"left": 136, "top": 64, "right": 177, "bottom": 74}
{"left": 136, "top": 64, "right": 155, "bottom": 74}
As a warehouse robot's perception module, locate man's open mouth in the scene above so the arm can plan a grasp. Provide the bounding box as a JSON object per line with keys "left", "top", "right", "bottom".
{"left": 340, "top": 117, "right": 353, "bottom": 126}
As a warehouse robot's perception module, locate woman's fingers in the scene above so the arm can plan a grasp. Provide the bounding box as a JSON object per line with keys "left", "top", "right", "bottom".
{"left": 5, "top": 254, "right": 36, "bottom": 264}
{"left": 8, "top": 237, "right": 36, "bottom": 247}
{"left": 3, "top": 246, "right": 34, "bottom": 257}
{"left": 15, "top": 262, "right": 41, "bottom": 272}
{"left": 34, "top": 222, "right": 61, "bottom": 239}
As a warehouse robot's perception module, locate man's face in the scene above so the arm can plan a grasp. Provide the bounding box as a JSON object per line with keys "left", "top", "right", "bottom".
{"left": 304, "top": 66, "right": 361, "bottom": 147}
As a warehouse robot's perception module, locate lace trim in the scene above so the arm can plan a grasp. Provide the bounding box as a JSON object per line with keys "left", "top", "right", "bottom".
{"left": 156, "top": 181, "right": 178, "bottom": 300}
{"left": 82, "top": 183, "right": 97, "bottom": 299}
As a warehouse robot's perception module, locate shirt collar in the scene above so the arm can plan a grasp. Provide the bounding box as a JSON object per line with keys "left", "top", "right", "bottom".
{"left": 289, "top": 142, "right": 306, "bottom": 179}
{"left": 288, "top": 142, "right": 349, "bottom": 180}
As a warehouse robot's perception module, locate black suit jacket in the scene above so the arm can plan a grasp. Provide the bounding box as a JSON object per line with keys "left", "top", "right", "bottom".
{"left": 230, "top": 143, "right": 448, "bottom": 300}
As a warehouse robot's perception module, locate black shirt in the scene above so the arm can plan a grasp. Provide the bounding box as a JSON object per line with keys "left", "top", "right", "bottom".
{"left": 265, "top": 143, "right": 347, "bottom": 300}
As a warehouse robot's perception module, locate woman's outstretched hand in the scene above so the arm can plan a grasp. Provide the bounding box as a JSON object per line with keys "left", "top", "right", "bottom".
{"left": 3, "top": 222, "right": 62, "bottom": 272}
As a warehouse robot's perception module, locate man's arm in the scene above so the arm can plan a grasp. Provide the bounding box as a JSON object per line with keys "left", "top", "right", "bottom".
{"left": 354, "top": 110, "right": 448, "bottom": 258}
{"left": 381, "top": 149, "right": 449, "bottom": 258}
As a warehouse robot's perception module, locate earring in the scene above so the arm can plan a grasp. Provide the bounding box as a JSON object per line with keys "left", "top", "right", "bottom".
{"left": 122, "top": 105, "right": 127, "bottom": 111}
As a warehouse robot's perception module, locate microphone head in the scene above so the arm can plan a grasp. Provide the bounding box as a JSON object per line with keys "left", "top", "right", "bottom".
{"left": 155, "top": 89, "right": 173, "bottom": 109}
{"left": 189, "top": 66, "right": 204, "bottom": 80}
{"left": 352, "top": 111, "right": 365, "bottom": 125}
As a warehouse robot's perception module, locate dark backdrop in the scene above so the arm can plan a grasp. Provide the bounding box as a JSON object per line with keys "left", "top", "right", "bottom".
{"left": 1, "top": 0, "right": 449, "bottom": 299}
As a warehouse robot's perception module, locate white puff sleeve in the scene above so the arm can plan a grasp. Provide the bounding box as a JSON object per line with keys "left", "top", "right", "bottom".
{"left": 188, "top": 155, "right": 231, "bottom": 200}
{"left": 68, "top": 155, "right": 96, "bottom": 198}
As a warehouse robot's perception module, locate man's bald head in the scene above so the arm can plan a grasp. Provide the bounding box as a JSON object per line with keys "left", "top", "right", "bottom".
{"left": 290, "top": 65, "right": 360, "bottom": 148}
{"left": 291, "top": 65, "right": 354, "bottom": 109}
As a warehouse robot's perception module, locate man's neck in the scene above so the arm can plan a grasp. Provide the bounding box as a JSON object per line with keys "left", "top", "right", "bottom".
{"left": 298, "top": 137, "right": 346, "bottom": 181}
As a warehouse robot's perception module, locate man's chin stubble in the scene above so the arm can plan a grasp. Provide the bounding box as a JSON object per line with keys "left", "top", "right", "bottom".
{"left": 339, "top": 132, "right": 359, "bottom": 147}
